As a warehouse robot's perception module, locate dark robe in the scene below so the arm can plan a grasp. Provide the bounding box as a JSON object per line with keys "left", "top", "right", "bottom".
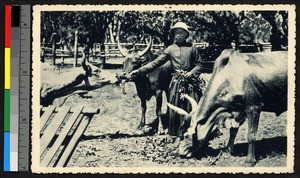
{"left": 139, "top": 42, "right": 203, "bottom": 136}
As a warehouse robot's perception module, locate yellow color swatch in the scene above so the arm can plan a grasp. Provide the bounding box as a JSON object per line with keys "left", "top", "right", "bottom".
{"left": 5, "top": 48, "right": 10, "bottom": 89}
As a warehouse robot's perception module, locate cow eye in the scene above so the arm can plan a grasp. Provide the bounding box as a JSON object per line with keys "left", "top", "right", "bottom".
{"left": 219, "top": 90, "right": 228, "bottom": 98}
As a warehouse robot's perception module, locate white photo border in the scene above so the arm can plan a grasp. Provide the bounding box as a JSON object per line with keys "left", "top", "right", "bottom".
{"left": 31, "top": 4, "right": 296, "bottom": 174}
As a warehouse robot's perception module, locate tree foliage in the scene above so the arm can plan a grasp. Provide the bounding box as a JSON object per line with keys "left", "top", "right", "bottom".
{"left": 41, "top": 11, "right": 115, "bottom": 48}
{"left": 41, "top": 10, "right": 288, "bottom": 50}
{"left": 116, "top": 10, "right": 240, "bottom": 47}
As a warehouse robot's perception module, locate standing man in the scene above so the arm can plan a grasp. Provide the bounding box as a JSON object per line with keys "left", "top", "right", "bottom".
{"left": 129, "top": 22, "right": 203, "bottom": 136}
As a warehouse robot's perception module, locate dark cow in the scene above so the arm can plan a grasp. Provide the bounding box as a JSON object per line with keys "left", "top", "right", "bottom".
{"left": 117, "top": 38, "right": 172, "bottom": 133}
{"left": 168, "top": 49, "right": 287, "bottom": 166}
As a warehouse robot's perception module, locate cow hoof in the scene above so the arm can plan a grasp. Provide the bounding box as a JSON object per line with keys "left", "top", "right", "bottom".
{"left": 243, "top": 160, "right": 256, "bottom": 167}
{"left": 137, "top": 125, "right": 144, "bottom": 130}
{"left": 178, "top": 138, "right": 194, "bottom": 157}
{"left": 225, "top": 147, "right": 234, "bottom": 155}
{"left": 157, "top": 129, "right": 168, "bottom": 135}
{"left": 134, "top": 129, "right": 144, "bottom": 135}
{"left": 157, "top": 124, "right": 167, "bottom": 135}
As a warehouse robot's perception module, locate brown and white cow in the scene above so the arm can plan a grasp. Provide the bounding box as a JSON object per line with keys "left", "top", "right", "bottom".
{"left": 168, "top": 49, "right": 287, "bottom": 166}
{"left": 117, "top": 38, "right": 172, "bottom": 134}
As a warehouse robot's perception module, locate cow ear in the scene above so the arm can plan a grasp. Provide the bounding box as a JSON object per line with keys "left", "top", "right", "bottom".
{"left": 214, "top": 49, "right": 234, "bottom": 72}
{"left": 139, "top": 56, "right": 147, "bottom": 63}
{"left": 214, "top": 56, "right": 229, "bottom": 73}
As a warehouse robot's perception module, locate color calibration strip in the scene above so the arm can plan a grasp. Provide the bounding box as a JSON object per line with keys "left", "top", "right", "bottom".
{"left": 4, "top": 5, "right": 31, "bottom": 172}
{"left": 4, "top": 5, "right": 12, "bottom": 172}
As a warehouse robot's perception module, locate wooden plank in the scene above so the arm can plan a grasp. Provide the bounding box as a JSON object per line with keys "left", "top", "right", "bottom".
{"left": 40, "top": 106, "right": 71, "bottom": 157}
{"left": 40, "top": 106, "right": 56, "bottom": 133}
{"left": 56, "top": 115, "right": 90, "bottom": 167}
{"left": 42, "top": 107, "right": 99, "bottom": 114}
{"left": 80, "top": 107, "right": 100, "bottom": 114}
{"left": 41, "top": 106, "right": 84, "bottom": 167}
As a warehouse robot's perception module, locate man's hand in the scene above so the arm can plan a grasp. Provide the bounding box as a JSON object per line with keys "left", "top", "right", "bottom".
{"left": 184, "top": 71, "right": 193, "bottom": 78}
{"left": 128, "top": 69, "right": 140, "bottom": 79}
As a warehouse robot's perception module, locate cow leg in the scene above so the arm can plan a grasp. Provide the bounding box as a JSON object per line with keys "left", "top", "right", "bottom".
{"left": 91, "top": 48, "right": 95, "bottom": 61}
{"left": 245, "top": 106, "right": 260, "bottom": 167}
{"left": 227, "top": 128, "right": 238, "bottom": 154}
{"left": 86, "top": 47, "right": 90, "bottom": 62}
{"left": 137, "top": 99, "right": 146, "bottom": 130}
{"left": 155, "top": 90, "right": 165, "bottom": 134}
{"left": 227, "top": 111, "right": 246, "bottom": 154}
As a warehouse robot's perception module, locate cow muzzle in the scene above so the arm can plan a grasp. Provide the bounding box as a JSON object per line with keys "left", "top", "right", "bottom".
{"left": 196, "top": 107, "right": 227, "bottom": 142}
{"left": 115, "top": 73, "right": 130, "bottom": 94}
{"left": 196, "top": 108, "right": 242, "bottom": 143}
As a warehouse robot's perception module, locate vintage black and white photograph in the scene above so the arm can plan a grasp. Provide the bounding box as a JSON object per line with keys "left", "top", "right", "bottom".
{"left": 31, "top": 5, "right": 295, "bottom": 173}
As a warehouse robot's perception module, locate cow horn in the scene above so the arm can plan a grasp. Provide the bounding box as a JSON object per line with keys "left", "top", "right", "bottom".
{"left": 81, "top": 51, "right": 93, "bottom": 77}
{"left": 167, "top": 103, "right": 189, "bottom": 117}
{"left": 137, "top": 37, "right": 153, "bottom": 57}
{"left": 182, "top": 94, "right": 198, "bottom": 113}
{"left": 81, "top": 51, "right": 88, "bottom": 70}
{"left": 117, "top": 40, "right": 129, "bottom": 57}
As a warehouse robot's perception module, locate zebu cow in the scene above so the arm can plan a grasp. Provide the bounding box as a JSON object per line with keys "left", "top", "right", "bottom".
{"left": 168, "top": 49, "right": 287, "bottom": 166}
{"left": 41, "top": 52, "right": 100, "bottom": 106}
{"left": 117, "top": 38, "right": 172, "bottom": 133}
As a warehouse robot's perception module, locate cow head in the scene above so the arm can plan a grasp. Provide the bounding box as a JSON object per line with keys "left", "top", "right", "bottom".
{"left": 117, "top": 37, "right": 153, "bottom": 77}
{"left": 191, "top": 49, "right": 247, "bottom": 141}
{"left": 168, "top": 49, "right": 247, "bottom": 156}
{"left": 81, "top": 51, "right": 101, "bottom": 86}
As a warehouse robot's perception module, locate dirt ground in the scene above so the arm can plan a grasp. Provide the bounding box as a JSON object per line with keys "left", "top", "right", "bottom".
{"left": 41, "top": 58, "right": 287, "bottom": 168}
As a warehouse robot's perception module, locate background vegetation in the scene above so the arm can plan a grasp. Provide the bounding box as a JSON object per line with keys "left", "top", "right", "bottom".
{"left": 41, "top": 10, "right": 288, "bottom": 51}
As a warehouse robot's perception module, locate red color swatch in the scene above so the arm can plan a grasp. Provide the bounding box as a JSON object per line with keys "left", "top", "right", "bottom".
{"left": 5, "top": 5, "right": 11, "bottom": 48}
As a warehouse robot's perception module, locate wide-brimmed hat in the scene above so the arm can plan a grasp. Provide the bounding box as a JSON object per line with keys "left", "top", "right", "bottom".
{"left": 169, "top": 22, "right": 190, "bottom": 37}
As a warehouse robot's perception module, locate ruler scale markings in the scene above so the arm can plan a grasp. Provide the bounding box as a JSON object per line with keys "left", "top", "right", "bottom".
{"left": 18, "top": 5, "right": 31, "bottom": 172}
{"left": 20, "top": 40, "right": 30, "bottom": 76}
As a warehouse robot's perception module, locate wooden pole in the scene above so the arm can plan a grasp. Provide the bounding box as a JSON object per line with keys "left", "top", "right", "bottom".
{"left": 61, "top": 42, "right": 65, "bottom": 66}
{"left": 100, "top": 43, "right": 106, "bottom": 69}
{"left": 51, "top": 33, "right": 57, "bottom": 65}
{"left": 41, "top": 38, "right": 45, "bottom": 62}
{"left": 74, "top": 30, "right": 78, "bottom": 67}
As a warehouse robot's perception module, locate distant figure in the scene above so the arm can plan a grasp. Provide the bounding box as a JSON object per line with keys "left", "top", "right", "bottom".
{"left": 231, "top": 40, "right": 236, "bottom": 50}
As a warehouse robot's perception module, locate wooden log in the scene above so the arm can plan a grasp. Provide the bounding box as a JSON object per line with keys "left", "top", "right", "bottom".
{"left": 56, "top": 115, "right": 90, "bottom": 167}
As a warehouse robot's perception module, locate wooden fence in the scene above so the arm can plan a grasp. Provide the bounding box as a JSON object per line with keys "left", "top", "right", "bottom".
{"left": 41, "top": 32, "right": 276, "bottom": 72}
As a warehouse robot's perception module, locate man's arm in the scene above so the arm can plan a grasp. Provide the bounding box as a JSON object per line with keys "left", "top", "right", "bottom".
{"left": 128, "top": 47, "right": 170, "bottom": 78}
{"left": 138, "top": 49, "right": 170, "bottom": 74}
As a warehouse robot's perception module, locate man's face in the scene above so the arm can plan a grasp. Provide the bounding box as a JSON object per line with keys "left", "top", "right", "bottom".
{"left": 173, "top": 28, "right": 188, "bottom": 44}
